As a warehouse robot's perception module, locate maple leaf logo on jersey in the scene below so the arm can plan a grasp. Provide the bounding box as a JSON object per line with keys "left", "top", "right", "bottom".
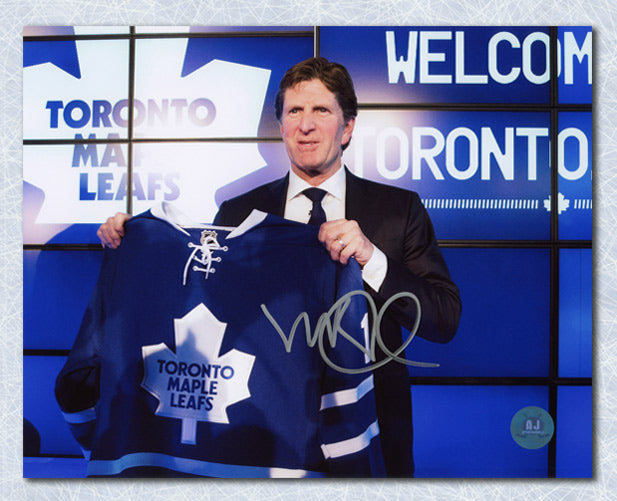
{"left": 141, "top": 303, "right": 255, "bottom": 445}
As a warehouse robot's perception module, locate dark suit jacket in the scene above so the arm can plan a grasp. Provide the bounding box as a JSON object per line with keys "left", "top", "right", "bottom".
{"left": 214, "top": 168, "right": 462, "bottom": 477}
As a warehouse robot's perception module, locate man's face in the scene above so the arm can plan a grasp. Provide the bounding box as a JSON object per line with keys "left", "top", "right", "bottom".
{"left": 279, "top": 79, "right": 355, "bottom": 184}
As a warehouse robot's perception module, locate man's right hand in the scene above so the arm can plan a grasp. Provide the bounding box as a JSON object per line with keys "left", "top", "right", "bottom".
{"left": 97, "top": 212, "right": 131, "bottom": 249}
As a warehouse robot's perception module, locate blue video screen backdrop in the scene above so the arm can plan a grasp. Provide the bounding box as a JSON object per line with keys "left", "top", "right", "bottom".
{"left": 412, "top": 385, "right": 550, "bottom": 478}
{"left": 344, "top": 110, "right": 552, "bottom": 240}
{"left": 407, "top": 248, "right": 551, "bottom": 378}
{"left": 558, "top": 112, "right": 592, "bottom": 240}
{"left": 23, "top": 26, "right": 592, "bottom": 478}
{"left": 319, "top": 27, "right": 552, "bottom": 104}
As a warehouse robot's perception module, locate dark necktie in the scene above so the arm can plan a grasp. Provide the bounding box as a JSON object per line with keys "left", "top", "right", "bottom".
{"left": 303, "top": 188, "right": 327, "bottom": 226}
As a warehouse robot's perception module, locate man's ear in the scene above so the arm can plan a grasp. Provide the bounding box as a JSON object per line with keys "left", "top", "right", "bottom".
{"left": 341, "top": 117, "right": 356, "bottom": 149}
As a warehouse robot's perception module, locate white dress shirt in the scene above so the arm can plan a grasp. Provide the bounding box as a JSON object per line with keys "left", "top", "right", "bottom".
{"left": 284, "top": 167, "right": 388, "bottom": 292}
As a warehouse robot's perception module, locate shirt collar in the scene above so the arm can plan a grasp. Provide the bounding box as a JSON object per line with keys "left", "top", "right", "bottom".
{"left": 287, "top": 166, "right": 346, "bottom": 202}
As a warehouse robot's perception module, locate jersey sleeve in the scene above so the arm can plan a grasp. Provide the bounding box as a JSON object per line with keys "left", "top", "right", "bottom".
{"left": 318, "top": 259, "right": 386, "bottom": 477}
{"left": 54, "top": 249, "right": 116, "bottom": 456}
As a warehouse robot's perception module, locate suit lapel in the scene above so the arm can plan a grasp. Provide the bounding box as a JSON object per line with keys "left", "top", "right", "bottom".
{"left": 345, "top": 167, "right": 368, "bottom": 223}
{"left": 344, "top": 167, "right": 383, "bottom": 243}
{"left": 264, "top": 174, "right": 289, "bottom": 218}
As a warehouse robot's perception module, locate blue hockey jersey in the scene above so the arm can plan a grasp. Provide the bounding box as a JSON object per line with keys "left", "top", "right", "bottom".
{"left": 55, "top": 203, "right": 385, "bottom": 477}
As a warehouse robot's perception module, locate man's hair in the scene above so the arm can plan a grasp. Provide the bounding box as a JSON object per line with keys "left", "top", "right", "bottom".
{"left": 274, "top": 57, "right": 358, "bottom": 124}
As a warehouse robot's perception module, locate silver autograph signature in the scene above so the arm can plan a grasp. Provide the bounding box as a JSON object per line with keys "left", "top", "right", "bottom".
{"left": 260, "top": 290, "right": 439, "bottom": 374}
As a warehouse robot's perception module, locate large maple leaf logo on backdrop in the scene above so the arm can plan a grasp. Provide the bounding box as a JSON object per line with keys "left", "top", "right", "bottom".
{"left": 23, "top": 35, "right": 271, "bottom": 225}
{"left": 141, "top": 303, "right": 255, "bottom": 445}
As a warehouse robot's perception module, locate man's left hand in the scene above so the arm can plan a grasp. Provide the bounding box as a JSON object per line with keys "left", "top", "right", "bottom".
{"left": 318, "top": 219, "right": 374, "bottom": 267}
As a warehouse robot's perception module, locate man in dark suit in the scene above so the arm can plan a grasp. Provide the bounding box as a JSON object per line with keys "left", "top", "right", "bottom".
{"left": 98, "top": 57, "right": 461, "bottom": 477}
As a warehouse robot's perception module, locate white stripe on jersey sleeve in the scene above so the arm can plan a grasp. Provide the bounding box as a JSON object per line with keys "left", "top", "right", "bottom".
{"left": 319, "top": 374, "right": 374, "bottom": 411}
{"left": 87, "top": 452, "right": 326, "bottom": 478}
{"left": 320, "top": 420, "right": 380, "bottom": 459}
{"left": 61, "top": 406, "right": 96, "bottom": 424}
